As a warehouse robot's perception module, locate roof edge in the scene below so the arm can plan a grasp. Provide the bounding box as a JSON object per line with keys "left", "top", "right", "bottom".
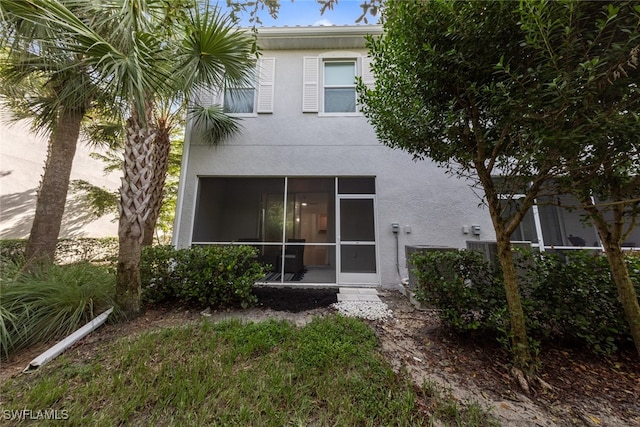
{"left": 255, "top": 25, "right": 383, "bottom": 38}
{"left": 254, "top": 25, "right": 383, "bottom": 50}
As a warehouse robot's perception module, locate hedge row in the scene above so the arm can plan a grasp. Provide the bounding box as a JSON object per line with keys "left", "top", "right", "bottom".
{"left": 140, "top": 245, "right": 267, "bottom": 309}
{"left": 411, "top": 249, "right": 640, "bottom": 355}
{"left": 0, "top": 238, "right": 118, "bottom": 264}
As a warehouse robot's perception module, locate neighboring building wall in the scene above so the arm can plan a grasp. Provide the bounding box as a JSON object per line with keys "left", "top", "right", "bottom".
{"left": 173, "top": 30, "right": 496, "bottom": 287}
{"left": 0, "top": 108, "right": 120, "bottom": 239}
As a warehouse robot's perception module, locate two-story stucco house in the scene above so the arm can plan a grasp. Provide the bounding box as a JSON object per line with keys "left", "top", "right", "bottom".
{"left": 172, "top": 25, "right": 639, "bottom": 289}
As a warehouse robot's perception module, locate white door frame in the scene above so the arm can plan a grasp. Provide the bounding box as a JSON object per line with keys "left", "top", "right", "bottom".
{"left": 336, "top": 194, "right": 379, "bottom": 285}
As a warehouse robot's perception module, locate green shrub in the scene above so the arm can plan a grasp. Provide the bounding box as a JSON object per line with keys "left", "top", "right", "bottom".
{"left": 0, "top": 239, "right": 26, "bottom": 265}
{"left": 524, "top": 250, "right": 637, "bottom": 354}
{"left": 411, "top": 249, "right": 640, "bottom": 355}
{"left": 0, "top": 261, "right": 123, "bottom": 360}
{"left": 141, "top": 245, "right": 265, "bottom": 309}
{"left": 412, "top": 250, "right": 505, "bottom": 333}
{"left": 54, "top": 237, "right": 118, "bottom": 263}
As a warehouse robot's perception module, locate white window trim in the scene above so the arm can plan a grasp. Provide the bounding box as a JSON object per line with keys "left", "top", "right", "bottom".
{"left": 322, "top": 59, "right": 357, "bottom": 115}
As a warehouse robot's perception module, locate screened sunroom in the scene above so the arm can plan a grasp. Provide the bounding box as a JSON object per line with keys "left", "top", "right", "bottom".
{"left": 191, "top": 177, "right": 380, "bottom": 286}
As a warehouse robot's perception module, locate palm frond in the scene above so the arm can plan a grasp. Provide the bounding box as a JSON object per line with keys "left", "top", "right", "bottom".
{"left": 174, "top": 2, "right": 256, "bottom": 97}
{"left": 189, "top": 103, "right": 241, "bottom": 145}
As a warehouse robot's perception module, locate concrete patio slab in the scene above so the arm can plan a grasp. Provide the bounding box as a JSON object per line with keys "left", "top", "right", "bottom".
{"left": 337, "top": 288, "right": 381, "bottom": 302}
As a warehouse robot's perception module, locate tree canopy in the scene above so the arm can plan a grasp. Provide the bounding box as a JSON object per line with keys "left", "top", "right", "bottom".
{"left": 360, "top": 0, "right": 640, "bottom": 369}
{"left": 1, "top": 0, "right": 257, "bottom": 314}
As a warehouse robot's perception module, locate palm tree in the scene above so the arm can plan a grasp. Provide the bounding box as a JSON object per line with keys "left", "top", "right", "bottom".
{"left": 0, "top": 6, "right": 104, "bottom": 264}
{"left": 1, "top": 0, "right": 256, "bottom": 314}
{"left": 142, "top": 93, "right": 240, "bottom": 247}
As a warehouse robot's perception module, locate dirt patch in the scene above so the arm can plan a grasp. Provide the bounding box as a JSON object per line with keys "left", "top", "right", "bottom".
{"left": 1, "top": 288, "right": 639, "bottom": 426}
{"left": 375, "top": 290, "right": 640, "bottom": 427}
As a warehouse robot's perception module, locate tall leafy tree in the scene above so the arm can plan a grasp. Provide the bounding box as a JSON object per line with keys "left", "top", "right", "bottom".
{"left": 513, "top": 0, "right": 640, "bottom": 357}
{"left": 361, "top": 0, "right": 640, "bottom": 372}
{"left": 1, "top": 0, "right": 255, "bottom": 314}
{"left": 359, "top": 0, "right": 564, "bottom": 375}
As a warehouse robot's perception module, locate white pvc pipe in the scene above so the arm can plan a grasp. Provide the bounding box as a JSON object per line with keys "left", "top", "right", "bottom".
{"left": 23, "top": 307, "right": 114, "bottom": 372}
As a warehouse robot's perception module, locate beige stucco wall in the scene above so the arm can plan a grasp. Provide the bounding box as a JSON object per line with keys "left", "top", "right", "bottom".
{"left": 0, "top": 108, "right": 120, "bottom": 239}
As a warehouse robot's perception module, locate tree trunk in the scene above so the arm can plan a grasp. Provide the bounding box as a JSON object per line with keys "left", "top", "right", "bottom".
{"left": 475, "top": 160, "right": 532, "bottom": 372}
{"left": 142, "top": 123, "right": 171, "bottom": 247}
{"left": 116, "top": 229, "right": 142, "bottom": 315}
{"left": 601, "top": 242, "right": 640, "bottom": 358}
{"left": 495, "top": 233, "right": 532, "bottom": 370}
{"left": 25, "top": 108, "right": 84, "bottom": 264}
{"left": 116, "top": 105, "right": 155, "bottom": 316}
{"left": 586, "top": 201, "right": 640, "bottom": 358}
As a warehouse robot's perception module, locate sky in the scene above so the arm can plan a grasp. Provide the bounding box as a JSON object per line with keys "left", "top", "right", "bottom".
{"left": 221, "top": 0, "right": 380, "bottom": 27}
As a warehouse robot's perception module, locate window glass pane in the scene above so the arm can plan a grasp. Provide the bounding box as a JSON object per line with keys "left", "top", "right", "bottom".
{"left": 595, "top": 196, "right": 639, "bottom": 248}
{"left": 623, "top": 228, "right": 640, "bottom": 248}
{"left": 340, "top": 199, "right": 375, "bottom": 242}
{"left": 538, "top": 195, "right": 600, "bottom": 246}
{"left": 259, "top": 245, "right": 283, "bottom": 281}
{"left": 286, "top": 178, "right": 336, "bottom": 243}
{"left": 338, "top": 178, "right": 375, "bottom": 194}
{"left": 267, "top": 244, "right": 335, "bottom": 283}
{"left": 518, "top": 210, "right": 538, "bottom": 243}
{"left": 500, "top": 199, "right": 538, "bottom": 243}
{"left": 537, "top": 203, "right": 563, "bottom": 246}
{"left": 341, "top": 245, "right": 376, "bottom": 273}
{"left": 324, "top": 62, "right": 355, "bottom": 85}
{"left": 325, "top": 88, "right": 356, "bottom": 113}
{"left": 223, "top": 88, "right": 255, "bottom": 113}
{"left": 264, "top": 192, "right": 288, "bottom": 242}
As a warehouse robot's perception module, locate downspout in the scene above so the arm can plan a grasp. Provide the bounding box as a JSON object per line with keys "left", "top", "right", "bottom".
{"left": 23, "top": 307, "right": 113, "bottom": 372}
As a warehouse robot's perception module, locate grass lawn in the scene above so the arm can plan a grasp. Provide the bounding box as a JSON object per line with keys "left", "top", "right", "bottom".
{"left": 0, "top": 315, "right": 497, "bottom": 426}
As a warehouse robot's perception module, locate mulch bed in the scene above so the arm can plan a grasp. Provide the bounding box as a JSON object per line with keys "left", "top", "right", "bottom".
{"left": 253, "top": 286, "right": 338, "bottom": 312}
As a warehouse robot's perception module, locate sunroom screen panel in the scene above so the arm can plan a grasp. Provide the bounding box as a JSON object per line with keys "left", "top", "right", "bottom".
{"left": 193, "top": 178, "right": 284, "bottom": 243}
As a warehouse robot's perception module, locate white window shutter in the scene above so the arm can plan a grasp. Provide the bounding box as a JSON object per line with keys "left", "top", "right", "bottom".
{"left": 256, "top": 57, "right": 275, "bottom": 113}
{"left": 361, "top": 56, "right": 375, "bottom": 90}
{"left": 302, "top": 56, "right": 319, "bottom": 112}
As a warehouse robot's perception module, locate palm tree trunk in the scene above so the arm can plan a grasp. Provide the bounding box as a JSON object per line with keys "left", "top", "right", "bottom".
{"left": 142, "top": 122, "right": 171, "bottom": 246}
{"left": 25, "top": 108, "right": 84, "bottom": 264}
{"left": 116, "top": 105, "right": 155, "bottom": 316}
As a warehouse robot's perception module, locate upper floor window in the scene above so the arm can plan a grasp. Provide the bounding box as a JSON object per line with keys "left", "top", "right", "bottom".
{"left": 303, "top": 54, "right": 373, "bottom": 115}
{"left": 223, "top": 75, "right": 256, "bottom": 114}
{"left": 324, "top": 61, "right": 356, "bottom": 113}
{"left": 199, "top": 58, "right": 275, "bottom": 116}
